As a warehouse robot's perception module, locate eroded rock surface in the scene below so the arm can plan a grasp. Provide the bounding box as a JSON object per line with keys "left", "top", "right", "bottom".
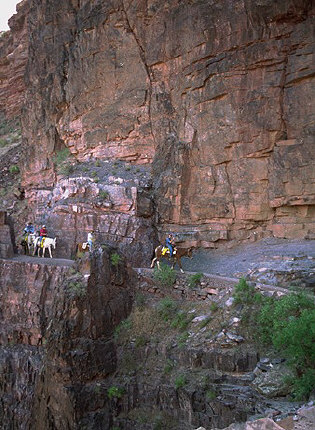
{"left": 0, "top": 0, "right": 313, "bottom": 254}
{"left": 0, "top": 248, "right": 135, "bottom": 429}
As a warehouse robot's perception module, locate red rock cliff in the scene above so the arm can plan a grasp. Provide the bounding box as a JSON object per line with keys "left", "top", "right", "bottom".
{"left": 0, "top": 0, "right": 28, "bottom": 119}
{"left": 1, "top": 0, "right": 315, "bottom": 252}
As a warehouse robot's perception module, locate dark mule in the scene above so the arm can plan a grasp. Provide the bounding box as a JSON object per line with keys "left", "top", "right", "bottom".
{"left": 21, "top": 239, "right": 28, "bottom": 255}
{"left": 151, "top": 246, "right": 193, "bottom": 273}
{"left": 20, "top": 233, "right": 36, "bottom": 255}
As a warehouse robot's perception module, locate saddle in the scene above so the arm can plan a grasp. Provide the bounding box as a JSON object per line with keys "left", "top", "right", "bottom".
{"left": 161, "top": 246, "right": 177, "bottom": 256}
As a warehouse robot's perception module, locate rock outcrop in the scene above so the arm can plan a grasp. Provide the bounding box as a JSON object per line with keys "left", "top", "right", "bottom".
{"left": 14, "top": 0, "right": 315, "bottom": 247}
{"left": 0, "top": 211, "right": 14, "bottom": 258}
{"left": 0, "top": 0, "right": 314, "bottom": 258}
{"left": 0, "top": 248, "right": 135, "bottom": 429}
{"left": 0, "top": 0, "right": 28, "bottom": 119}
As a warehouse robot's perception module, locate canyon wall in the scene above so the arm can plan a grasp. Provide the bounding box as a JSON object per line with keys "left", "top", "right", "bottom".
{"left": 0, "top": 249, "right": 134, "bottom": 429}
{"left": 0, "top": 0, "right": 28, "bottom": 119}
{"left": 0, "top": 0, "right": 314, "bottom": 259}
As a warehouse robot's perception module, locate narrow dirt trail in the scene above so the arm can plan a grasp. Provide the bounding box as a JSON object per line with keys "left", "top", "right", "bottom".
{"left": 5, "top": 254, "right": 75, "bottom": 267}
{"left": 180, "top": 237, "right": 315, "bottom": 278}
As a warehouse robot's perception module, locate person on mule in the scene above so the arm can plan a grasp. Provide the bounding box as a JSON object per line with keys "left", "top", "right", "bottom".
{"left": 165, "top": 233, "right": 176, "bottom": 257}
{"left": 39, "top": 225, "right": 47, "bottom": 247}
{"left": 23, "top": 222, "right": 35, "bottom": 239}
{"left": 87, "top": 230, "right": 95, "bottom": 252}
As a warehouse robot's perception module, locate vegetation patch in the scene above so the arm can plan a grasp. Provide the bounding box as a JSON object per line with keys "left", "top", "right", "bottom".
{"left": 206, "top": 389, "right": 217, "bottom": 401}
{"left": 175, "top": 374, "right": 187, "bottom": 389}
{"left": 171, "top": 311, "right": 194, "bottom": 331}
{"left": 188, "top": 272, "right": 203, "bottom": 289}
{"left": 67, "top": 277, "right": 86, "bottom": 298}
{"left": 9, "top": 165, "right": 20, "bottom": 175}
{"left": 234, "top": 278, "right": 315, "bottom": 400}
{"left": 107, "top": 386, "right": 125, "bottom": 400}
{"left": 99, "top": 189, "right": 109, "bottom": 200}
{"left": 157, "top": 297, "right": 178, "bottom": 321}
{"left": 111, "top": 252, "right": 121, "bottom": 267}
{"left": 153, "top": 263, "right": 176, "bottom": 287}
{"left": 233, "top": 277, "right": 262, "bottom": 305}
{"left": 177, "top": 331, "right": 190, "bottom": 348}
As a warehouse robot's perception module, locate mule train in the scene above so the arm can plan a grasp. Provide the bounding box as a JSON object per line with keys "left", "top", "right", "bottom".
{"left": 21, "top": 235, "right": 57, "bottom": 258}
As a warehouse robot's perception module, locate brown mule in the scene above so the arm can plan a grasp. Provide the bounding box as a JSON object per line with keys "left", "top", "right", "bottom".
{"left": 76, "top": 242, "right": 90, "bottom": 255}
{"left": 151, "top": 245, "right": 193, "bottom": 273}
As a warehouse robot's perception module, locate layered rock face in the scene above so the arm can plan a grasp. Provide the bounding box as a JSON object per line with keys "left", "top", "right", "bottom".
{"left": 0, "top": 0, "right": 28, "bottom": 119}
{"left": 26, "top": 174, "right": 155, "bottom": 264}
{"left": 0, "top": 211, "right": 14, "bottom": 258}
{"left": 0, "top": 248, "right": 135, "bottom": 429}
{"left": 1, "top": 0, "right": 315, "bottom": 255}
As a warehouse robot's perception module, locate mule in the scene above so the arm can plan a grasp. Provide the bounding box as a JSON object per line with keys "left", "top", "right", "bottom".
{"left": 33, "top": 237, "right": 57, "bottom": 258}
{"left": 151, "top": 245, "right": 193, "bottom": 273}
{"left": 21, "top": 233, "right": 36, "bottom": 255}
{"left": 76, "top": 242, "right": 90, "bottom": 255}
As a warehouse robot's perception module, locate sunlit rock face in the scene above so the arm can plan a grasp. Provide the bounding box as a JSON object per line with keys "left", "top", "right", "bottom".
{"left": 1, "top": 0, "right": 314, "bottom": 252}
{"left": 0, "top": 0, "right": 28, "bottom": 119}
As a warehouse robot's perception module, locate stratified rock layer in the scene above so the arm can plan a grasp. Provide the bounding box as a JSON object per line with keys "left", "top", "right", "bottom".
{"left": 1, "top": 0, "right": 315, "bottom": 251}
{"left": 0, "top": 249, "right": 134, "bottom": 429}
{"left": 0, "top": 0, "right": 28, "bottom": 119}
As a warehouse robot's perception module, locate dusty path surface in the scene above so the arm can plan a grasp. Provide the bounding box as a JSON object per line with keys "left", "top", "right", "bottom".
{"left": 180, "top": 237, "right": 315, "bottom": 279}
{"left": 6, "top": 254, "right": 75, "bottom": 267}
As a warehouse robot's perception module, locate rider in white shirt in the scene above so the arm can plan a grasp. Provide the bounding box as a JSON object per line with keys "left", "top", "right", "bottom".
{"left": 87, "top": 230, "right": 94, "bottom": 251}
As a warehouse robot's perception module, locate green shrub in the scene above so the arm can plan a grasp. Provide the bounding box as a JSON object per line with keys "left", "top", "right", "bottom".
{"left": 111, "top": 252, "right": 121, "bottom": 267}
{"left": 9, "top": 165, "right": 20, "bottom": 174}
{"left": 107, "top": 386, "right": 125, "bottom": 400}
{"left": 67, "top": 280, "right": 86, "bottom": 298}
{"left": 177, "top": 331, "right": 189, "bottom": 348}
{"left": 99, "top": 190, "right": 109, "bottom": 200}
{"left": 153, "top": 263, "right": 176, "bottom": 287}
{"left": 256, "top": 292, "right": 315, "bottom": 400}
{"left": 157, "top": 297, "right": 178, "bottom": 321}
{"left": 95, "top": 160, "right": 101, "bottom": 167}
{"left": 289, "top": 368, "right": 315, "bottom": 401}
{"left": 233, "top": 278, "right": 262, "bottom": 305}
{"left": 171, "top": 311, "right": 194, "bottom": 331}
{"left": 53, "top": 147, "right": 70, "bottom": 165}
{"left": 188, "top": 272, "right": 203, "bottom": 289}
{"left": 206, "top": 389, "right": 216, "bottom": 400}
{"left": 209, "top": 302, "right": 218, "bottom": 312}
{"left": 175, "top": 374, "right": 187, "bottom": 389}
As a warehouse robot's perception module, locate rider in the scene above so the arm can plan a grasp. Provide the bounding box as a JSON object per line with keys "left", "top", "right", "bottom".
{"left": 24, "top": 222, "right": 35, "bottom": 235}
{"left": 23, "top": 222, "right": 35, "bottom": 240}
{"left": 39, "top": 225, "right": 47, "bottom": 247}
{"left": 87, "top": 230, "right": 94, "bottom": 251}
{"left": 165, "top": 233, "right": 175, "bottom": 257}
